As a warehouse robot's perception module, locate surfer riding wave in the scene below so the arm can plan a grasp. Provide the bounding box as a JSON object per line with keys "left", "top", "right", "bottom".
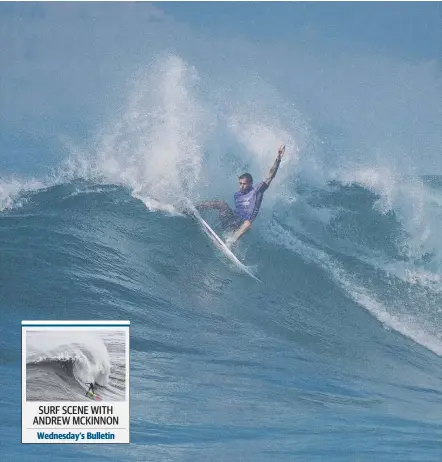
{"left": 86, "top": 382, "right": 96, "bottom": 395}
{"left": 197, "top": 145, "right": 285, "bottom": 247}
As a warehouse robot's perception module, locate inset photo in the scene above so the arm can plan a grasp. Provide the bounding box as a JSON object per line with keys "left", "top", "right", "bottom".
{"left": 25, "top": 326, "right": 128, "bottom": 402}
{"left": 22, "top": 321, "right": 130, "bottom": 444}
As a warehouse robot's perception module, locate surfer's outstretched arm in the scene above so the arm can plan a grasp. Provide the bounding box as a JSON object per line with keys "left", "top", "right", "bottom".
{"left": 264, "top": 145, "right": 285, "bottom": 186}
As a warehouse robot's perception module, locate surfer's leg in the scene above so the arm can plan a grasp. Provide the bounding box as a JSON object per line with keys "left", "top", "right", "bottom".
{"left": 218, "top": 205, "right": 242, "bottom": 231}
{"left": 196, "top": 200, "right": 228, "bottom": 211}
{"left": 197, "top": 200, "right": 237, "bottom": 228}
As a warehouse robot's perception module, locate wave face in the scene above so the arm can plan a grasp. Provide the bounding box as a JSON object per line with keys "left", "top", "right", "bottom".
{"left": 1, "top": 13, "right": 442, "bottom": 459}
{"left": 2, "top": 173, "right": 442, "bottom": 459}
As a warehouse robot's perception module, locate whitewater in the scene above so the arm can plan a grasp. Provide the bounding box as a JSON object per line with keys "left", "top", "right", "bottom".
{"left": 1, "top": 53, "right": 441, "bottom": 461}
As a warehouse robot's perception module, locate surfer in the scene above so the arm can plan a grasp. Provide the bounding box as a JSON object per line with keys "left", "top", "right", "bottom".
{"left": 197, "top": 144, "right": 285, "bottom": 247}
{"left": 86, "top": 382, "right": 96, "bottom": 395}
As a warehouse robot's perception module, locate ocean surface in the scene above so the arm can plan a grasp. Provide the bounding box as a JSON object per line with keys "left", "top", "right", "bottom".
{"left": 1, "top": 171, "right": 442, "bottom": 460}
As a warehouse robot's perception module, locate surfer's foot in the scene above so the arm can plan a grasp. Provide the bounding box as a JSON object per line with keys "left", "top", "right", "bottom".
{"left": 225, "top": 236, "right": 235, "bottom": 249}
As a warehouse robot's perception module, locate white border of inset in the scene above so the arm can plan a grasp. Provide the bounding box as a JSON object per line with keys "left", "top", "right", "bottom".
{"left": 22, "top": 320, "right": 130, "bottom": 326}
{"left": 22, "top": 320, "right": 130, "bottom": 444}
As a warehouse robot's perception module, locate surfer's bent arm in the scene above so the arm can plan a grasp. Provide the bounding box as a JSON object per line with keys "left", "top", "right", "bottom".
{"left": 264, "top": 145, "right": 285, "bottom": 186}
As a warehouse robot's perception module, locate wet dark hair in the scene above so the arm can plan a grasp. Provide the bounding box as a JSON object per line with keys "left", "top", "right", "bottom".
{"left": 239, "top": 173, "right": 253, "bottom": 183}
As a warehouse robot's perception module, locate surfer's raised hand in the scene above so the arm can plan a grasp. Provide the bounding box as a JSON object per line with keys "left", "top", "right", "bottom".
{"left": 277, "top": 144, "right": 285, "bottom": 161}
{"left": 264, "top": 145, "right": 286, "bottom": 186}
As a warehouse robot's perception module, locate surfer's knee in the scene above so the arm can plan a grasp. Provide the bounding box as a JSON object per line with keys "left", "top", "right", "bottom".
{"left": 218, "top": 201, "right": 230, "bottom": 212}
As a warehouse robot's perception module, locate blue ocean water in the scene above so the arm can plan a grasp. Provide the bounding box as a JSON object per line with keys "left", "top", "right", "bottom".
{"left": 1, "top": 53, "right": 441, "bottom": 460}
{"left": 1, "top": 174, "right": 442, "bottom": 460}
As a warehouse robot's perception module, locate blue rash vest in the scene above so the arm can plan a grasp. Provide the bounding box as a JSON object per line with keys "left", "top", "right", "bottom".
{"left": 234, "top": 181, "right": 269, "bottom": 222}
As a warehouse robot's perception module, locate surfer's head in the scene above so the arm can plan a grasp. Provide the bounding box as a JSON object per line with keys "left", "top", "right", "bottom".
{"left": 238, "top": 173, "right": 253, "bottom": 193}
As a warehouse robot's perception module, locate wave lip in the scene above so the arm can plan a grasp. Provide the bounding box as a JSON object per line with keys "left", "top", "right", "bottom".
{"left": 0, "top": 176, "right": 46, "bottom": 211}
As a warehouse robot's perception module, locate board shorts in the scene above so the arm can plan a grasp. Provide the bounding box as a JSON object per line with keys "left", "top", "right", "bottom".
{"left": 218, "top": 205, "right": 244, "bottom": 232}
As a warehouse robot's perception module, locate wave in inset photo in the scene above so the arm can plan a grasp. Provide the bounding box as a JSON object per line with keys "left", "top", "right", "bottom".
{"left": 26, "top": 330, "right": 126, "bottom": 402}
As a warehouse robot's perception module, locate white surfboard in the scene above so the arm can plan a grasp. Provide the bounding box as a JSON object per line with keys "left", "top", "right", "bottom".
{"left": 188, "top": 204, "right": 262, "bottom": 282}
